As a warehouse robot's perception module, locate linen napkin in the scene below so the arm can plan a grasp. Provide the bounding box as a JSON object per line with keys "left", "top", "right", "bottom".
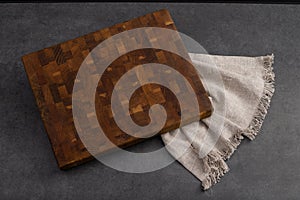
{"left": 161, "top": 53, "right": 275, "bottom": 190}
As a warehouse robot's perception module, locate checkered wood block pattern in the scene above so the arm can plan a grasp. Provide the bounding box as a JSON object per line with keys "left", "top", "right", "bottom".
{"left": 22, "top": 9, "right": 212, "bottom": 169}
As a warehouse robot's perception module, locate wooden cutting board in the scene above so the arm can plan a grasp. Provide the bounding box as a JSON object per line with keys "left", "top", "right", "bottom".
{"left": 22, "top": 9, "right": 212, "bottom": 169}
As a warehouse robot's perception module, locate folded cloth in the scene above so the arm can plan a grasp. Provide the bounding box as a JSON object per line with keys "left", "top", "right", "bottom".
{"left": 161, "top": 53, "right": 275, "bottom": 190}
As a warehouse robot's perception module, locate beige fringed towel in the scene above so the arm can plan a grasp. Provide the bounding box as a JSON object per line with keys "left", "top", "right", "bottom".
{"left": 162, "top": 53, "right": 275, "bottom": 190}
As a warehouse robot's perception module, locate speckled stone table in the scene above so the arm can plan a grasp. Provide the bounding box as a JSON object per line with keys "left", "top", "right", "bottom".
{"left": 0, "top": 3, "right": 299, "bottom": 200}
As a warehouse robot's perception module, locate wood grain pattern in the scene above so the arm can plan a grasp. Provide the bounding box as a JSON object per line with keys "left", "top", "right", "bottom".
{"left": 22, "top": 9, "right": 212, "bottom": 169}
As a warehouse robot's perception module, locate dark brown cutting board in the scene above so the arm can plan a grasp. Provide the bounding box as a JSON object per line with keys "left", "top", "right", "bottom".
{"left": 22, "top": 9, "right": 212, "bottom": 169}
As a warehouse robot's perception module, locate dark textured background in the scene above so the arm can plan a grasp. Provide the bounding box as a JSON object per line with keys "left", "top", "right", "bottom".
{"left": 0, "top": 3, "right": 299, "bottom": 200}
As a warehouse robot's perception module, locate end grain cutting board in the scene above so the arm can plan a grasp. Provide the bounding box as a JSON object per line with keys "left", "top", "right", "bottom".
{"left": 22, "top": 9, "right": 212, "bottom": 169}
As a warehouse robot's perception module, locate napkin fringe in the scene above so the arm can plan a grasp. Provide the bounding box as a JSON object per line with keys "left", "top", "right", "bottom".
{"left": 201, "top": 54, "right": 275, "bottom": 190}
{"left": 201, "top": 150, "right": 229, "bottom": 190}
{"left": 242, "top": 54, "right": 275, "bottom": 140}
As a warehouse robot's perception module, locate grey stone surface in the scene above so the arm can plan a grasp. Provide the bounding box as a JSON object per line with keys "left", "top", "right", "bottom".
{"left": 0, "top": 3, "right": 299, "bottom": 200}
